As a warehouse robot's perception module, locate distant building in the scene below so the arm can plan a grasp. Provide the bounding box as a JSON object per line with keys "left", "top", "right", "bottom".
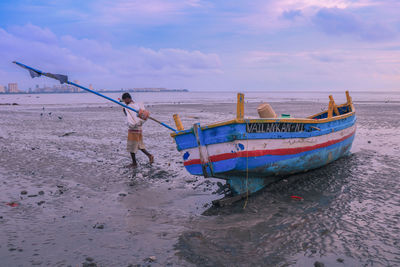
{"left": 89, "top": 84, "right": 94, "bottom": 90}
{"left": 0, "top": 85, "right": 5, "bottom": 93}
{"left": 73, "top": 80, "right": 81, "bottom": 92}
{"left": 8, "top": 83, "right": 19, "bottom": 93}
{"left": 130, "top": 87, "right": 189, "bottom": 92}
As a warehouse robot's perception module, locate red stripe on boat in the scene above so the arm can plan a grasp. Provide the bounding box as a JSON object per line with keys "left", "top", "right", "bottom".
{"left": 183, "top": 130, "right": 355, "bottom": 166}
{"left": 184, "top": 159, "right": 202, "bottom": 166}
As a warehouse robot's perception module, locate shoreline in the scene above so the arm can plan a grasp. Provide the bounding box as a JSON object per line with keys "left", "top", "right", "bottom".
{"left": 1, "top": 99, "right": 399, "bottom": 107}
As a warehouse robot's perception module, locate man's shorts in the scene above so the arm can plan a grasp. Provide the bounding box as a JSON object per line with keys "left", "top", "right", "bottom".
{"left": 127, "top": 131, "right": 145, "bottom": 153}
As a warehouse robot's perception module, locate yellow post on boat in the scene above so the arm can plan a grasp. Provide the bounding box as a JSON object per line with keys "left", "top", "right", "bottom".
{"left": 328, "top": 100, "right": 334, "bottom": 118}
{"left": 237, "top": 93, "right": 244, "bottom": 119}
{"left": 346, "top": 90, "right": 351, "bottom": 104}
{"left": 346, "top": 91, "right": 354, "bottom": 111}
{"left": 173, "top": 114, "right": 184, "bottom": 131}
{"left": 329, "top": 95, "right": 340, "bottom": 116}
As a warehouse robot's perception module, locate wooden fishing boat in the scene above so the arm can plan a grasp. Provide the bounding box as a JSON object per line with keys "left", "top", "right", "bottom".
{"left": 13, "top": 62, "right": 356, "bottom": 199}
{"left": 171, "top": 92, "right": 356, "bottom": 196}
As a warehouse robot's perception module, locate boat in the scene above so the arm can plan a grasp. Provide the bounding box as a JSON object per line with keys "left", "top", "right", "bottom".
{"left": 171, "top": 92, "right": 356, "bottom": 197}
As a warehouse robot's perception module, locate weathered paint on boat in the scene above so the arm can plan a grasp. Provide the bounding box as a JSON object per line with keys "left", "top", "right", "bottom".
{"left": 171, "top": 92, "right": 356, "bottom": 195}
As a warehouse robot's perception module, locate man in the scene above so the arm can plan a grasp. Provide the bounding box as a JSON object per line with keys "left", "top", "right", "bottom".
{"left": 122, "top": 92, "right": 154, "bottom": 168}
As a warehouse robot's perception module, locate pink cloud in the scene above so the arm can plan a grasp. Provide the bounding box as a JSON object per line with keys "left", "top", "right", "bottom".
{"left": 93, "top": 0, "right": 205, "bottom": 25}
{"left": 0, "top": 24, "right": 222, "bottom": 90}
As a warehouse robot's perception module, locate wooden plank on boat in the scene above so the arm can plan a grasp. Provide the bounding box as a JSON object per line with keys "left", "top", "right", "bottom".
{"left": 193, "top": 123, "right": 212, "bottom": 177}
{"left": 173, "top": 114, "right": 184, "bottom": 131}
{"left": 310, "top": 126, "right": 321, "bottom": 131}
{"left": 237, "top": 93, "right": 244, "bottom": 119}
{"left": 328, "top": 100, "right": 334, "bottom": 118}
{"left": 346, "top": 90, "right": 354, "bottom": 112}
{"left": 329, "top": 95, "right": 340, "bottom": 116}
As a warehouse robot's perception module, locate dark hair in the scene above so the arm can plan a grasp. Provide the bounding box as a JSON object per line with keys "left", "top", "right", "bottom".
{"left": 122, "top": 92, "right": 132, "bottom": 100}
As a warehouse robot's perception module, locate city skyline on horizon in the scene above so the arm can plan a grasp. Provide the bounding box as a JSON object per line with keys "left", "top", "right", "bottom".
{"left": 1, "top": 79, "right": 398, "bottom": 94}
{"left": 0, "top": 80, "right": 190, "bottom": 94}
{"left": 0, "top": 1, "right": 400, "bottom": 92}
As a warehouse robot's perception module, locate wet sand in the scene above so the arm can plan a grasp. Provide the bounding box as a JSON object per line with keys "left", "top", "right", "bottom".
{"left": 0, "top": 100, "right": 399, "bottom": 266}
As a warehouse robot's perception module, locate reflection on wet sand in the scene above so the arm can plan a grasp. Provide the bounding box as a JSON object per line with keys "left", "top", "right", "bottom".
{"left": 178, "top": 151, "right": 400, "bottom": 266}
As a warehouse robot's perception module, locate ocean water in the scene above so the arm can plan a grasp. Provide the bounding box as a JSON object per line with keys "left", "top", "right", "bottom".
{"left": 0, "top": 90, "right": 399, "bottom": 106}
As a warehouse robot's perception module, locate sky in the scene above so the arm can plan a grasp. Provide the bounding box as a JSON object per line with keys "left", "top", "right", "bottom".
{"left": 0, "top": 0, "right": 399, "bottom": 91}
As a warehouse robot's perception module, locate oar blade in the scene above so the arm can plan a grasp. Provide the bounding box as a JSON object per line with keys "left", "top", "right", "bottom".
{"left": 44, "top": 73, "right": 68, "bottom": 84}
{"left": 28, "top": 69, "right": 41, "bottom": 78}
{"left": 13, "top": 61, "right": 68, "bottom": 84}
{"left": 13, "top": 61, "right": 42, "bottom": 78}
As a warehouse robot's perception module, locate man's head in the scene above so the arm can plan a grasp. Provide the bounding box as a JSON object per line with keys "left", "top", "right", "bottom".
{"left": 122, "top": 92, "right": 132, "bottom": 105}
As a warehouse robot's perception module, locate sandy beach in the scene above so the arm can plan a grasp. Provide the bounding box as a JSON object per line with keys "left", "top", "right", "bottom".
{"left": 0, "top": 96, "right": 399, "bottom": 266}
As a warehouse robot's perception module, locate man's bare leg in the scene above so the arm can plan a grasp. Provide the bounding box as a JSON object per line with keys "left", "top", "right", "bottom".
{"left": 130, "top": 153, "right": 138, "bottom": 168}
{"left": 140, "top": 149, "right": 154, "bottom": 164}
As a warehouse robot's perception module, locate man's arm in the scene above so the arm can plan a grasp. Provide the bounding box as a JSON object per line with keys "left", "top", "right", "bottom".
{"left": 126, "top": 109, "right": 145, "bottom": 128}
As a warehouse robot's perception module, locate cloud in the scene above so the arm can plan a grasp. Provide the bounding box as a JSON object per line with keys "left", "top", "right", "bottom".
{"left": 92, "top": 0, "right": 205, "bottom": 25}
{"left": 313, "top": 8, "right": 361, "bottom": 34}
{"left": 239, "top": 47, "right": 400, "bottom": 91}
{"left": 243, "top": 50, "right": 346, "bottom": 66}
{"left": 281, "top": 9, "right": 302, "bottom": 20}
{"left": 244, "top": 51, "right": 290, "bottom": 64}
{"left": 280, "top": 0, "right": 378, "bottom": 9}
{"left": 312, "top": 7, "right": 397, "bottom": 41}
{"left": 9, "top": 24, "right": 58, "bottom": 44}
{"left": 244, "top": 48, "right": 400, "bottom": 74}
{"left": 0, "top": 24, "right": 222, "bottom": 89}
{"left": 229, "top": 0, "right": 384, "bottom": 33}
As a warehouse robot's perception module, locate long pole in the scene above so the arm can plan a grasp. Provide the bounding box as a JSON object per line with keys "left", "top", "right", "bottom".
{"left": 13, "top": 61, "right": 177, "bottom": 133}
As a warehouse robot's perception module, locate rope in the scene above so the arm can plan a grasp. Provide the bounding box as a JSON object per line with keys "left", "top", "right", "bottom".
{"left": 243, "top": 119, "right": 250, "bottom": 209}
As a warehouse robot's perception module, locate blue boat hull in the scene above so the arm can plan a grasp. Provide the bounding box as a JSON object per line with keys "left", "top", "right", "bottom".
{"left": 220, "top": 134, "right": 354, "bottom": 194}
{"left": 172, "top": 111, "right": 356, "bottom": 195}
